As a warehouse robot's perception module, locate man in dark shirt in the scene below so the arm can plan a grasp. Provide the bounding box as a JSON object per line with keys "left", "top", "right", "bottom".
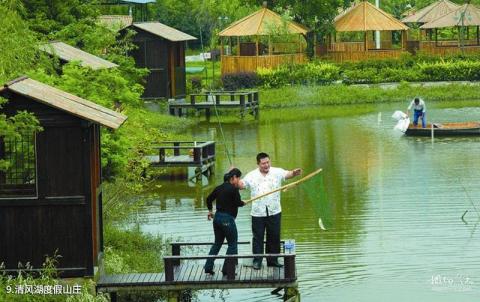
{"left": 204, "top": 168, "right": 245, "bottom": 275}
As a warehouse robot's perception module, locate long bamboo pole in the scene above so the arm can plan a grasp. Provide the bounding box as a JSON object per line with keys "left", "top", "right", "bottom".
{"left": 244, "top": 168, "right": 323, "bottom": 205}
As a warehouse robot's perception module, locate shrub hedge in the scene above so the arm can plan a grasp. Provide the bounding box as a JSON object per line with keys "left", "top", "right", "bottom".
{"left": 221, "top": 52, "right": 480, "bottom": 89}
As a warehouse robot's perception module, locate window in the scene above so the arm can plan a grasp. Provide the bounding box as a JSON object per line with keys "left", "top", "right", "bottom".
{"left": 0, "top": 133, "right": 37, "bottom": 198}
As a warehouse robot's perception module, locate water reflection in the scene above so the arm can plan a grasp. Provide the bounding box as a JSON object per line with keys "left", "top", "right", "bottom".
{"left": 134, "top": 103, "right": 480, "bottom": 301}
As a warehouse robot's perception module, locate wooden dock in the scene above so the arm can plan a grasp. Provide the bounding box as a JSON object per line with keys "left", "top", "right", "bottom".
{"left": 97, "top": 241, "right": 299, "bottom": 302}
{"left": 145, "top": 141, "right": 215, "bottom": 180}
{"left": 168, "top": 91, "right": 259, "bottom": 119}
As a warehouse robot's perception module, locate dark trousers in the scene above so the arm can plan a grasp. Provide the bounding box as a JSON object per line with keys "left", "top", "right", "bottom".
{"left": 204, "top": 212, "right": 238, "bottom": 272}
{"left": 252, "top": 212, "right": 281, "bottom": 265}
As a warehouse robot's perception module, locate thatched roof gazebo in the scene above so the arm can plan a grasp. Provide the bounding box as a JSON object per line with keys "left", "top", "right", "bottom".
{"left": 321, "top": 1, "right": 408, "bottom": 62}
{"left": 218, "top": 4, "right": 309, "bottom": 74}
{"left": 402, "top": 0, "right": 460, "bottom": 24}
{"left": 418, "top": 3, "right": 480, "bottom": 55}
{"left": 401, "top": 0, "right": 460, "bottom": 53}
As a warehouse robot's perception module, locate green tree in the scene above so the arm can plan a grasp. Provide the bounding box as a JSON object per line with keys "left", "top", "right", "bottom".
{"left": 265, "top": 0, "right": 342, "bottom": 57}
{"left": 0, "top": 4, "right": 40, "bottom": 82}
{"left": 20, "top": 0, "right": 98, "bottom": 35}
{"left": 0, "top": 3, "right": 42, "bottom": 173}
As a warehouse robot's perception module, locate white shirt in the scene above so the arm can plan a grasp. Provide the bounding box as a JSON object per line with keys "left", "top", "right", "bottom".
{"left": 408, "top": 99, "right": 426, "bottom": 113}
{"left": 243, "top": 167, "right": 288, "bottom": 217}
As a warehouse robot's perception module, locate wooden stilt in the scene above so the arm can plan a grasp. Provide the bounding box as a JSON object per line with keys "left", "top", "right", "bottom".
{"left": 110, "top": 292, "right": 117, "bottom": 302}
{"left": 477, "top": 26, "right": 480, "bottom": 45}
{"left": 237, "top": 36, "right": 240, "bottom": 55}
{"left": 271, "top": 287, "right": 284, "bottom": 295}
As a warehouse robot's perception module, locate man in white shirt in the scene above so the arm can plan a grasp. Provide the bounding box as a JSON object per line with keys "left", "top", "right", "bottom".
{"left": 240, "top": 152, "right": 301, "bottom": 269}
{"left": 407, "top": 97, "right": 426, "bottom": 128}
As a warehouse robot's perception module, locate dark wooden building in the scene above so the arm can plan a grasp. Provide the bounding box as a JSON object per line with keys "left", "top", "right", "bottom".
{"left": 0, "top": 77, "right": 127, "bottom": 277}
{"left": 124, "top": 22, "right": 196, "bottom": 99}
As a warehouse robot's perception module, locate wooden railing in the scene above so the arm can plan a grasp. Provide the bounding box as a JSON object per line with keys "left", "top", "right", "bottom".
{"left": 324, "top": 49, "right": 407, "bottom": 62}
{"left": 153, "top": 141, "right": 215, "bottom": 165}
{"left": 327, "top": 41, "right": 393, "bottom": 52}
{"left": 166, "top": 241, "right": 293, "bottom": 282}
{"left": 163, "top": 254, "right": 296, "bottom": 281}
{"left": 221, "top": 53, "right": 307, "bottom": 74}
{"left": 170, "top": 241, "right": 286, "bottom": 260}
{"left": 188, "top": 91, "right": 259, "bottom": 107}
{"left": 417, "top": 40, "right": 480, "bottom": 56}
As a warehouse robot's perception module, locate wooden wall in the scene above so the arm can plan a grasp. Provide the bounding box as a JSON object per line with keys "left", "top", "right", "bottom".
{"left": 129, "top": 28, "right": 187, "bottom": 99}
{"left": 130, "top": 30, "right": 170, "bottom": 99}
{"left": 419, "top": 41, "right": 480, "bottom": 56}
{"left": 221, "top": 53, "right": 307, "bottom": 74}
{"left": 0, "top": 94, "right": 99, "bottom": 277}
{"left": 323, "top": 50, "right": 407, "bottom": 63}
{"left": 327, "top": 40, "right": 394, "bottom": 52}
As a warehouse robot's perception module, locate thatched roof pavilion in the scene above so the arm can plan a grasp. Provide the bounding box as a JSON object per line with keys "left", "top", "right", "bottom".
{"left": 402, "top": 0, "right": 460, "bottom": 24}
{"left": 218, "top": 6, "right": 308, "bottom": 37}
{"left": 218, "top": 4, "right": 309, "bottom": 74}
{"left": 334, "top": 1, "right": 408, "bottom": 32}
{"left": 421, "top": 4, "right": 480, "bottom": 29}
{"left": 322, "top": 1, "right": 408, "bottom": 61}
{"left": 412, "top": 4, "right": 480, "bottom": 54}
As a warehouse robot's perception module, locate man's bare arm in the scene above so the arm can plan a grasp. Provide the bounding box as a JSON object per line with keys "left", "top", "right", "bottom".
{"left": 285, "top": 168, "right": 302, "bottom": 179}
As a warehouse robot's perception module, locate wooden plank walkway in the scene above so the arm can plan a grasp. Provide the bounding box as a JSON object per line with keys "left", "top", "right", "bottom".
{"left": 97, "top": 264, "right": 292, "bottom": 291}
{"left": 96, "top": 241, "right": 299, "bottom": 301}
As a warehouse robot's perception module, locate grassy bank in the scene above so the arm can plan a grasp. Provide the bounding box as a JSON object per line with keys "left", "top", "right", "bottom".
{"left": 259, "top": 83, "right": 480, "bottom": 108}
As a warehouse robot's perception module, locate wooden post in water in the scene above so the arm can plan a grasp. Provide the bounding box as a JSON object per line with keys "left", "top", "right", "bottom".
{"left": 477, "top": 26, "right": 480, "bottom": 45}
{"left": 431, "top": 122, "right": 434, "bottom": 145}
{"left": 240, "top": 94, "right": 246, "bottom": 119}
{"left": 110, "top": 292, "right": 118, "bottom": 302}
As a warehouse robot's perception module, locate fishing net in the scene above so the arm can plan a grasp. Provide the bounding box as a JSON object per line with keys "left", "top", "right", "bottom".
{"left": 300, "top": 171, "right": 332, "bottom": 230}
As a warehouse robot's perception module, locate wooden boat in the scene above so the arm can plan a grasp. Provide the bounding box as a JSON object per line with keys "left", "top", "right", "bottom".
{"left": 405, "top": 122, "right": 480, "bottom": 136}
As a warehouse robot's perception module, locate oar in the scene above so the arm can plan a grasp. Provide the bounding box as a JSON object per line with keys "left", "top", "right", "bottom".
{"left": 243, "top": 168, "right": 325, "bottom": 229}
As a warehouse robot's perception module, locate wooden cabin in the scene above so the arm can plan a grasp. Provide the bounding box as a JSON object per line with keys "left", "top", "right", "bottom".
{"left": 40, "top": 41, "right": 118, "bottom": 70}
{"left": 0, "top": 76, "right": 127, "bottom": 277}
{"left": 218, "top": 4, "right": 309, "bottom": 74}
{"left": 318, "top": 1, "right": 409, "bottom": 62}
{"left": 123, "top": 22, "right": 196, "bottom": 99}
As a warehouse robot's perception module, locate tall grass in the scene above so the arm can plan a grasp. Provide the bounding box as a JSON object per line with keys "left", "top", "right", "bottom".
{"left": 259, "top": 83, "right": 480, "bottom": 108}
{"left": 0, "top": 255, "right": 108, "bottom": 302}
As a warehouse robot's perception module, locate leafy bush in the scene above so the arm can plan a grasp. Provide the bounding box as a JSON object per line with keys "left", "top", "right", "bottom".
{"left": 0, "top": 255, "right": 108, "bottom": 302}
{"left": 191, "top": 76, "right": 202, "bottom": 92}
{"left": 343, "top": 67, "right": 424, "bottom": 84}
{"left": 419, "top": 61, "right": 480, "bottom": 81}
{"left": 336, "top": 52, "right": 480, "bottom": 84}
{"left": 257, "top": 63, "right": 341, "bottom": 88}
{"left": 221, "top": 72, "right": 259, "bottom": 90}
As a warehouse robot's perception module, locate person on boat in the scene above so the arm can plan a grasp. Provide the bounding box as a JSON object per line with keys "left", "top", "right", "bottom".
{"left": 407, "top": 97, "right": 426, "bottom": 128}
{"left": 239, "top": 152, "right": 302, "bottom": 270}
{"left": 204, "top": 168, "right": 245, "bottom": 275}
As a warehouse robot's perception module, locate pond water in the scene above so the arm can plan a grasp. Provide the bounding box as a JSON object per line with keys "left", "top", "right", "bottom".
{"left": 135, "top": 102, "right": 480, "bottom": 301}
